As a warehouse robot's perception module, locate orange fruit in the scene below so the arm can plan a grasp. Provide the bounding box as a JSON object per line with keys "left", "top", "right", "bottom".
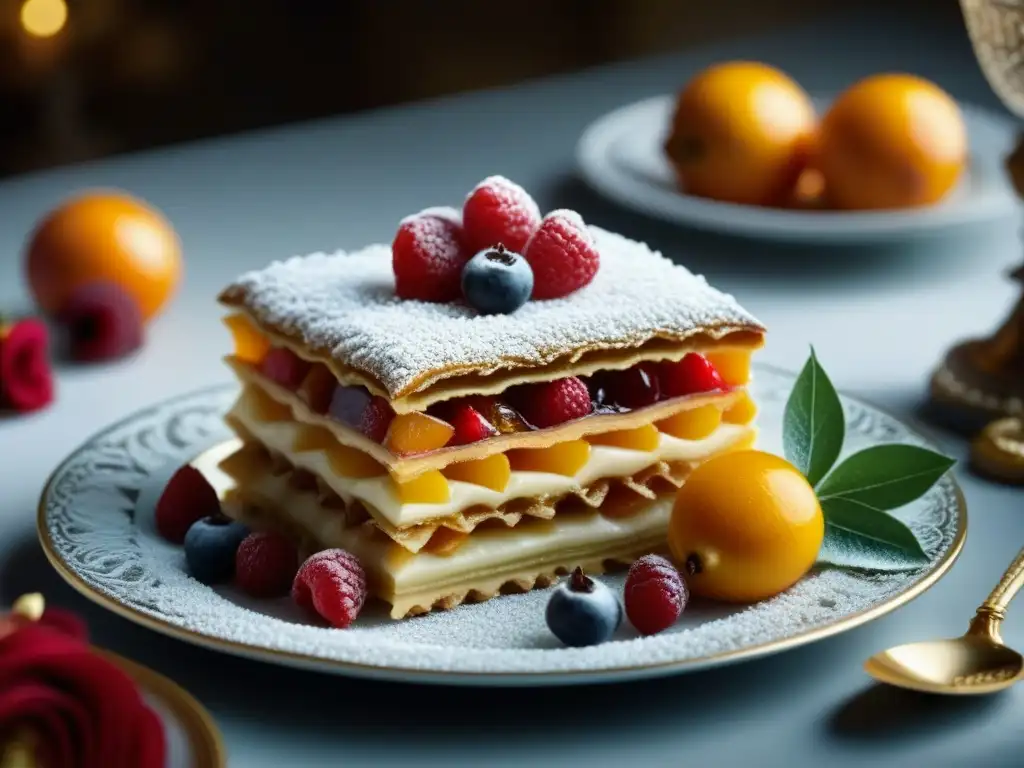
{"left": 668, "top": 450, "right": 823, "bottom": 603}
{"left": 817, "top": 73, "right": 967, "bottom": 210}
{"left": 664, "top": 61, "right": 818, "bottom": 206}
{"left": 25, "top": 191, "right": 182, "bottom": 322}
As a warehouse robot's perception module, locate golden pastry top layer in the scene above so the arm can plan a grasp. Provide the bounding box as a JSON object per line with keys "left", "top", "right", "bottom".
{"left": 218, "top": 227, "right": 765, "bottom": 408}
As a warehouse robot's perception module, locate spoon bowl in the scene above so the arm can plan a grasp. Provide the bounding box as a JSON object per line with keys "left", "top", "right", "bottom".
{"left": 865, "top": 635, "right": 1024, "bottom": 695}
{"left": 865, "top": 546, "right": 1024, "bottom": 695}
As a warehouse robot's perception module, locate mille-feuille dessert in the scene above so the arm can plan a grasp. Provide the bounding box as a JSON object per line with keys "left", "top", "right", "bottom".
{"left": 215, "top": 177, "right": 766, "bottom": 618}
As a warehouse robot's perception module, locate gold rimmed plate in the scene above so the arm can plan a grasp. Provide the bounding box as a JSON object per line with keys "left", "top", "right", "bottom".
{"left": 37, "top": 365, "right": 967, "bottom": 686}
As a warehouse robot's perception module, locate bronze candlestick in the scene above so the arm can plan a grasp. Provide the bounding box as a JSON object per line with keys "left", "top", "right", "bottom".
{"left": 928, "top": 1, "right": 1024, "bottom": 481}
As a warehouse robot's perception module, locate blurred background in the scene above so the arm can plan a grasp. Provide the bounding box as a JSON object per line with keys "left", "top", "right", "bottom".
{"left": 0, "top": 0, "right": 951, "bottom": 180}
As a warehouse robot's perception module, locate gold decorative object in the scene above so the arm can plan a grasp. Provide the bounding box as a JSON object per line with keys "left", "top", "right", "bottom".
{"left": 970, "top": 416, "right": 1024, "bottom": 482}
{"left": 12, "top": 593, "right": 45, "bottom": 622}
{"left": 928, "top": 2, "right": 1024, "bottom": 472}
{"left": 864, "top": 545, "right": 1024, "bottom": 694}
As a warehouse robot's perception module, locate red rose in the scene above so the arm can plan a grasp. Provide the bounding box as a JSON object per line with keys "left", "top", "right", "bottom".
{"left": 0, "top": 610, "right": 165, "bottom": 768}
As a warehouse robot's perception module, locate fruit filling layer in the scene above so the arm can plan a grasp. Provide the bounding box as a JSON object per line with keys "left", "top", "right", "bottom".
{"left": 217, "top": 448, "right": 674, "bottom": 619}
{"left": 226, "top": 312, "right": 753, "bottom": 459}
{"left": 224, "top": 384, "right": 756, "bottom": 534}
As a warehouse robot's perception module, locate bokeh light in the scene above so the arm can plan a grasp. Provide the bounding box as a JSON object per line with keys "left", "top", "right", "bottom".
{"left": 20, "top": 0, "right": 68, "bottom": 39}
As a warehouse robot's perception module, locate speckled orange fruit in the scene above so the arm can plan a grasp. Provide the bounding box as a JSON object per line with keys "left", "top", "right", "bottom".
{"left": 25, "top": 191, "right": 182, "bottom": 322}
{"left": 664, "top": 61, "right": 818, "bottom": 206}
{"left": 817, "top": 74, "right": 967, "bottom": 210}
{"left": 669, "top": 450, "right": 824, "bottom": 603}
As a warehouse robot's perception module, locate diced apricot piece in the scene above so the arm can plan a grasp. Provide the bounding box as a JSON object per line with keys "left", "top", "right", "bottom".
{"left": 386, "top": 412, "right": 455, "bottom": 455}
{"left": 705, "top": 350, "right": 751, "bottom": 386}
{"left": 443, "top": 454, "right": 511, "bottom": 492}
{"left": 723, "top": 391, "right": 758, "bottom": 424}
{"left": 588, "top": 424, "right": 660, "bottom": 452}
{"left": 658, "top": 404, "right": 722, "bottom": 440}
{"left": 394, "top": 470, "right": 451, "bottom": 504}
{"left": 325, "top": 444, "right": 385, "bottom": 478}
{"left": 507, "top": 440, "right": 591, "bottom": 476}
{"left": 291, "top": 425, "right": 335, "bottom": 453}
{"left": 423, "top": 528, "right": 470, "bottom": 557}
{"left": 224, "top": 313, "right": 270, "bottom": 363}
{"left": 247, "top": 387, "right": 292, "bottom": 422}
{"left": 297, "top": 364, "right": 337, "bottom": 414}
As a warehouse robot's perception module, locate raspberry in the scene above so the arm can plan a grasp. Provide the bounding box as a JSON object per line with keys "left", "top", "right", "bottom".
{"left": 518, "top": 376, "right": 592, "bottom": 429}
{"left": 57, "top": 281, "right": 144, "bottom": 363}
{"left": 449, "top": 403, "right": 498, "bottom": 445}
{"left": 660, "top": 353, "right": 725, "bottom": 398}
{"left": 523, "top": 210, "right": 600, "bottom": 300}
{"left": 0, "top": 318, "right": 54, "bottom": 414}
{"left": 392, "top": 207, "right": 469, "bottom": 302}
{"left": 462, "top": 176, "right": 542, "bottom": 254}
{"left": 624, "top": 554, "right": 688, "bottom": 636}
{"left": 291, "top": 549, "right": 367, "bottom": 628}
{"left": 259, "top": 347, "right": 311, "bottom": 390}
{"left": 235, "top": 531, "right": 299, "bottom": 598}
{"left": 155, "top": 465, "right": 222, "bottom": 544}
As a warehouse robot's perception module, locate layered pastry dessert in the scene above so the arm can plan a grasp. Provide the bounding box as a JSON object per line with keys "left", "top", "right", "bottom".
{"left": 215, "top": 179, "right": 765, "bottom": 618}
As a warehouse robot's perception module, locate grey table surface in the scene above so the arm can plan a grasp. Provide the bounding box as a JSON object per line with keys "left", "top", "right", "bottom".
{"left": 2, "top": 6, "right": 1024, "bottom": 767}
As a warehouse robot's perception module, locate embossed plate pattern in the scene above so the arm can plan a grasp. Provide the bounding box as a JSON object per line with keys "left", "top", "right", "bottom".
{"left": 38, "top": 366, "right": 966, "bottom": 686}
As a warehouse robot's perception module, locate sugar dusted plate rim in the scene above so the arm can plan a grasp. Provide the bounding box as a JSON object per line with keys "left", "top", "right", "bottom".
{"left": 37, "top": 364, "right": 967, "bottom": 686}
{"left": 576, "top": 95, "right": 1016, "bottom": 243}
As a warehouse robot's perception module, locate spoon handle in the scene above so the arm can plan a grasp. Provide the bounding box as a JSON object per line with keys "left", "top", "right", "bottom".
{"left": 969, "top": 546, "right": 1024, "bottom": 643}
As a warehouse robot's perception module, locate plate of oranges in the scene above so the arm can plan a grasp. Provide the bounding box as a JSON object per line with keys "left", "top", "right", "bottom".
{"left": 576, "top": 62, "right": 1017, "bottom": 242}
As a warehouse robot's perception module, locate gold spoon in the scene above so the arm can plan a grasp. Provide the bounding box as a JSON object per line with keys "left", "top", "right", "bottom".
{"left": 864, "top": 547, "right": 1024, "bottom": 695}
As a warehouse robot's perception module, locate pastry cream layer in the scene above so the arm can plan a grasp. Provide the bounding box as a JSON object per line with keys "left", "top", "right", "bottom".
{"left": 223, "top": 310, "right": 761, "bottom": 413}
{"left": 225, "top": 389, "right": 755, "bottom": 530}
{"left": 227, "top": 357, "right": 753, "bottom": 481}
{"left": 216, "top": 451, "right": 672, "bottom": 619}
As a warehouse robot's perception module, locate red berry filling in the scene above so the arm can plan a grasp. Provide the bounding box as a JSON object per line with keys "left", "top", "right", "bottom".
{"left": 0, "top": 318, "right": 54, "bottom": 414}
{"left": 292, "top": 549, "right": 368, "bottom": 628}
{"left": 392, "top": 207, "right": 469, "bottom": 303}
{"left": 235, "top": 531, "right": 299, "bottom": 598}
{"left": 449, "top": 403, "right": 498, "bottom": 445}
{"left": 329, "top": 385, "right": 394, "bottom": 443}
{"left": 604, "top": 364, "right": 661, "bottom": 410}
{"left": 516, "top": 376, "right": 592, "bottom": 429}
{"left": 624, "top": 554, "right": 688, "bottom": 636}
{"left": 259, "top": 347, "right": 312, "bottom": 390}
{"left": 155, "top": 465, "right": 222, "bottom": 544}
{"left": 659, "top": 353, "right": 725, "bottom": 398}
{"left": 361, "top": 396, "right": 395, "bottom": 443}
{"left": 462, "top": 176, "right": 542, "bottom": 254}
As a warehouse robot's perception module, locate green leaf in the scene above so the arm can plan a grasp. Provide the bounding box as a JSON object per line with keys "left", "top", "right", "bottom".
{"left": 782, "top": 348, "right": 845, "bottom": 486}
{"left": 816, "top": 445, "right": 956, "bottom": 511}
{"left": 817, "top": 523, "right": 929, "bottom": 572}
{"left": 819, "top": 497, "right": 929, "bottom": 561}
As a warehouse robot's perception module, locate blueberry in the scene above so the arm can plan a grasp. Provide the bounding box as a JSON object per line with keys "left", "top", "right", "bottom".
{"left": 545, "top": 567, "right": 623, "bottom": 647}
{"left": 183, "top": 514, "right": 249, "bottom": 585}
{"left": 461, "top": 245, "right": 533, "bottom": 315}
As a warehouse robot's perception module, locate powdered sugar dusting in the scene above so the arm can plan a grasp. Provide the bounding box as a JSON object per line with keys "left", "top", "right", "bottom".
{"left": 399, "top": 206, "right": 463, "bottom": 227}
{"left": 41, "top": 371, "right": 963, "bottom": 682}
{"left": 220, "top": 227, "right": 764, "bottom": 397}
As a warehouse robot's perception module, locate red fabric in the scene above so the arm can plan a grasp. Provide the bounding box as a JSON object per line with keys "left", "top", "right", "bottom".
{"left": 0, "top": 614, "right": 165, "bottom": 768}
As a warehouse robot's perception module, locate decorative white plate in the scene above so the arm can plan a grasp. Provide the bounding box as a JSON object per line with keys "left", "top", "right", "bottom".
{"left": 576, "top": 95, "right": 1017, "bottom": 243}
{"left": 38, "top": 366, "right": 966, "bottom": 686}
